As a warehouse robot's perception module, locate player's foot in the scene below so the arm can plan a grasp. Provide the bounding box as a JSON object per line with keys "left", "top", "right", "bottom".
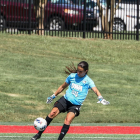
{"left": 31, "top": 133, "right": 41, "bottom": 140}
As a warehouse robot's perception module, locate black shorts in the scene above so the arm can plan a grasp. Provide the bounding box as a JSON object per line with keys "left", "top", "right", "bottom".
{"left": 53, "top": 96, "right": 81, "bottom": 117}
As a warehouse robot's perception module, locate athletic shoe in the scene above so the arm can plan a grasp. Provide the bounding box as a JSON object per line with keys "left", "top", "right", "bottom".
{"left": 31, "top": 133, "right": 41, "bottom": 140}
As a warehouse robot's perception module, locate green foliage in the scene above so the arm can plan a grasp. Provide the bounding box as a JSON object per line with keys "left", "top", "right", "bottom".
{"left": 0, "top": 33, "right": 140, "bottom": 123}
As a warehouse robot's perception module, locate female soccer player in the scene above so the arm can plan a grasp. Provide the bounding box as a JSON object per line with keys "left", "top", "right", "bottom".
{"left": 31, "top": 61, "right": 110, "bottom": 140}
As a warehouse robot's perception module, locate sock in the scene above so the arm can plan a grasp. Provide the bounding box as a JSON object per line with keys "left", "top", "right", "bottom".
{"left": 38, "top": 116, "right": 53, "bottom": 135}
{"left": 45, "top": 116, "right": 53, "bottom": 126}
{"left": 57, "top": 124, "right": 70, "bottom": 140}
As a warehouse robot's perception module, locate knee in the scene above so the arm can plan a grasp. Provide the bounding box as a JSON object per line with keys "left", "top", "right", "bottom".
{"left": 48, "top": 108, "right": 59, "bottom": 118}
{"left": 64, "top": 117, "right": 72, "bottom": 125}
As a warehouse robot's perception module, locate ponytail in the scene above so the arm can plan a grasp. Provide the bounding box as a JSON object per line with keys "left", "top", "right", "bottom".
{"left": 65, "top": 62, "right": 77, "bottom": 75}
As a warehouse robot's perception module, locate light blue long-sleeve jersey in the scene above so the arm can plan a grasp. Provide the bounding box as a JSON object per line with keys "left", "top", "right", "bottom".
{"left": 64, "top": 73, "right": 96, "bottom": 105}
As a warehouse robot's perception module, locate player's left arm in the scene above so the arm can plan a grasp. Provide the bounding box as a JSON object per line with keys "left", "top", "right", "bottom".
{"left": 91, "top": 87, "right": 101, "bottom": 96}
{"left": 91, "top": 87, "right": 110, "bottom": 105}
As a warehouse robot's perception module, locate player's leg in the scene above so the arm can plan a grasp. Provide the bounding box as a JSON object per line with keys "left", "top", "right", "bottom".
{"left": 57, "top": 104, "right": 81, "bottom": 140}
{"left": 57, "top": 112, "right": 76, "bottom": 140}
{"left": 31, "top": 98, "right": 66, "bottom": 140}
{"left": 31, "top": 107, "right": 60, "bottom": 140}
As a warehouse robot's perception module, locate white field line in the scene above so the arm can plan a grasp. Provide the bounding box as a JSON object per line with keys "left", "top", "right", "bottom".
{"left": 0, "top": 136, "right": 140, "bottom": 139}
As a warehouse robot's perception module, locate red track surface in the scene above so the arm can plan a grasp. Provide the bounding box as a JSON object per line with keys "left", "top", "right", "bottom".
{"left": 0, "top": 125, "right": 140, "bottom": 134}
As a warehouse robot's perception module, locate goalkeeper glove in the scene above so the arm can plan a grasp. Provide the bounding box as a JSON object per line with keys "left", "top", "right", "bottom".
{"left": 97, "top": 96, "right": 110, "bottom": 105}
{"left": 46, "top": 94, "right": 56, "bottom": 104}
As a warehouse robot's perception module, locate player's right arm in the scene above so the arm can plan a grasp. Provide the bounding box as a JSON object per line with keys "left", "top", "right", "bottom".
{"left": 54, "top": 82, "right": 69, "bottom": 96}
{"left": 46, "top": 82, "right": 69, "bottom": 104}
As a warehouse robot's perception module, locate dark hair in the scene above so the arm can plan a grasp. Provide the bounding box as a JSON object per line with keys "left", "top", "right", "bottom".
{"left": 65, "top": 61, "right": 89, "bottom": 75}
{"left": 78, "top": 61, "right": 89, "bottom": 71}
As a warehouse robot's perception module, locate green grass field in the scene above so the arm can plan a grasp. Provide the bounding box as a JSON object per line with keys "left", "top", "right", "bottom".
{"left": 0, "top": 133, "right": 140, "bottom": 140}
{"left": 0, "top": 33, "right": 140, "bottom": 124}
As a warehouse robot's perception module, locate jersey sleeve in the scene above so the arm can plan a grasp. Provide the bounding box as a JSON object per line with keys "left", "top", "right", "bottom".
{"left": 88, "top": 78, "right": 96, "bottom": 89}
{"left": 65, "top": 74, "right": 71, "bottom": 84}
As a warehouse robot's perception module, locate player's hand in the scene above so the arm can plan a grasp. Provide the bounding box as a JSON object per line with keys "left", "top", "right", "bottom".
{"left": 97, "top": 96, "right": 110, "bottom": 105}
{"left": 97, "top": 99, "right": 110, "bottom": 105}
{"left": 46, "top": 94, "right": 56, "bottom": 104}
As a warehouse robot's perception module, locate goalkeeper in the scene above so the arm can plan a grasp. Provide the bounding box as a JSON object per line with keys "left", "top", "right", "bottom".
{"left": 31, "top": 61, "right": 110, "bottom": 140}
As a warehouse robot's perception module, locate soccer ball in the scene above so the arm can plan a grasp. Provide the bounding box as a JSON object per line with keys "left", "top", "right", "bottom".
{"left": 34, "top": 117, "right": 47, "bottom": 131}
